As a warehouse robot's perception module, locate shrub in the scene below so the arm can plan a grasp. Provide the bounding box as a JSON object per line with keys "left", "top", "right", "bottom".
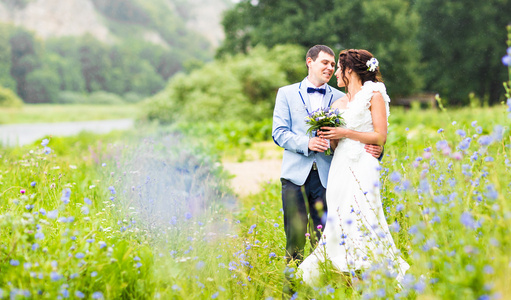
{"left": 54, "top": 91, "right": 89, "bottom": 104}
{"left": 0, "top": 85, "right": 23, "bottom": 107}
{"left": 88, "top": 91, "right": 125, "bottom": 105}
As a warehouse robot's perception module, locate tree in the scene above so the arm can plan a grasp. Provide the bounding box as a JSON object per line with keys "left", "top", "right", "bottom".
{"left": 78, "top": 35, "right": 110, "bottom": 93}
{"left": 24, "top": 67, "right": 60, "bottom": 103}
{"left": 218, "top": 0, "right": 423, "bottom": 97}
{"left": 0, "top": 24, "right": 16, "bottom": 91}
{"left": 414, "top": 0, "right": 511, "bottom": 105}
{"left": 9, "top": 29, "right": 41, "bottom": 100}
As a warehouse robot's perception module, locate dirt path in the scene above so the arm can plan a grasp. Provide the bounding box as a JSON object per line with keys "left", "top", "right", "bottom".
{"left": 222, "top": 159, "right": 282, "bottom": 196}
{"left": 221, "top": 142, "right": 283, "bottom": 196}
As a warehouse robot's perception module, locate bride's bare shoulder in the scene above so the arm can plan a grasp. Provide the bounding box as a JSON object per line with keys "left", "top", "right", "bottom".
{"left": 332, "top": 95, "right": 349, "bottom": 109}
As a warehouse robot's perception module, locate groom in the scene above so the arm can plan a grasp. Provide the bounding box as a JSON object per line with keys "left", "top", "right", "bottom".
{"left": 272, "top": 45, "right": 382, "bottom": 264}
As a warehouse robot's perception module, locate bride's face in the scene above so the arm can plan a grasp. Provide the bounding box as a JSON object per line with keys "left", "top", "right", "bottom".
{"left": 335, "top": 64, "right": 347, "bottom": 88}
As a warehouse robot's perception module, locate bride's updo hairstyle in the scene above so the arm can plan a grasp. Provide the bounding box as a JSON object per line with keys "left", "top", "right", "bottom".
{"left": 338, "top": 49, "right": 382, "bottom": 89}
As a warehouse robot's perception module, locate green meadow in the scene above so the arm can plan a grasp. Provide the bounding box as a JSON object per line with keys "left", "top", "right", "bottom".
{"left": 0, "top": 102, "right": 510, "bottom": 299}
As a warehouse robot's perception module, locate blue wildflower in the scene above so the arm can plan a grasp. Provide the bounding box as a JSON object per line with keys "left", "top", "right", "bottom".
{"left": 269, "top": 252, "right": 276, "bottom": 258}
{"left": 75, "top": 291, "right": 85, "bottom": 299}
{"left": 10, "top": 259, "right": 20, "bottom": 266}
{"left": 108, "top": 186, "right": 116, "bottom": 195}
{"left": 92, "top": 292, "right": 104, "bottom": 299}
{"left": 458, "top": 138, "right": 471, "bottom": 150}
{"left": 460, "top": 212, "right": 478, "bottom": 230}
{"left": 61, "top": 188, "right": 71, "bottom": 204}
{"left": 396, "top": 204, "right": 404, "bottom": 212}
{"left": 99, "top": 241, "right": 107, "bottom": 249}
{"left": 456, "top": 129, "right": 466, "bottom": 137}
{"left": 84, "top": 197, "right": 92, "bottom": 205}
{"left": 211, "top": 292, "right": 219, "bottom": 299}
{"left": 35, "top": 232, "right": 44, "bottom": 240}
{"left": 478, "top": 135, "right": 493, "bottom": 146}
{"left": 41, "top": 138, "right": 49, "bottom": 146}
{"left": 389, "top": 171, "right": 401, "bottom": 183}
{"left": 75, "top": 253, "right": 85, "bottom": 259}
{"left": 50, "top": 271, "right": 62, "bottom": 281}
{"left": 30, "top": 181, "right": 36, "bottom": 187}
{"left": 502, "top": 54, "right": 511, "bottom": 66}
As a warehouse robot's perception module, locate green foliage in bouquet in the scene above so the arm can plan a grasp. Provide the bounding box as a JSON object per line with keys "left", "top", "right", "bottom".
{"left": 305, "top": 107, "right": 345, "bottom": 136}
{"left": 305, "top": 107, "right": 345, "bottom": 155}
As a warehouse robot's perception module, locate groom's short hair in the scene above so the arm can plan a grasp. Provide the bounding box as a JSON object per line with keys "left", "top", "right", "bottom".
{"left": 306, "top": 45, "right": 335, "bottom": 68}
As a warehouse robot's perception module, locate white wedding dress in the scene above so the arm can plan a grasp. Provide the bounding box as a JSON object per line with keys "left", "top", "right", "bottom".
{"left": 298, "top": 81, "right": 409, "bottom": 285}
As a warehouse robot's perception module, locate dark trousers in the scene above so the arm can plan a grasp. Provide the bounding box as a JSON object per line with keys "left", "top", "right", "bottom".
{"left": 281, "top": 168, "right": 327, "bottom": 263}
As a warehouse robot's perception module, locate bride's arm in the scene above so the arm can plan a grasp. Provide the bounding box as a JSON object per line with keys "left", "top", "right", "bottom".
{"left": 320, "top": 92, "right": 387, "bottom": 146}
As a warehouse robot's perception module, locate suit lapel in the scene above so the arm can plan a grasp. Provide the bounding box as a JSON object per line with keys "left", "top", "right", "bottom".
{"left": 298, "top": 79, "right": 312, "bottom": 114}
{"left": 322, "top": 85, "right": 334, "bottom": 109}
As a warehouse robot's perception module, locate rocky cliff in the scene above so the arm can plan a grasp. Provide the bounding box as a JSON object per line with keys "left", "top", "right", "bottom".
{"left": 0, "top": 0, "right": 230, "bottom": 47}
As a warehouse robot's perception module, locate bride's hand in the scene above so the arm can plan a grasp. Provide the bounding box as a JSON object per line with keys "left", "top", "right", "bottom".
{"left": 319, "top": 127, "right": 346, "bottom": 140}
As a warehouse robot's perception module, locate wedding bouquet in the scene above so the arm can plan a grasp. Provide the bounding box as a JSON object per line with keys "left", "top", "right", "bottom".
{"left": 305, "top": 107, "right": 345, "bottom": 155}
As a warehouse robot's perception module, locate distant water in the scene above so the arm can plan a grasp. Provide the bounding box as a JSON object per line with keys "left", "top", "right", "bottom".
{"left": 0, "top": 119, "right": 134, "bottom": 147}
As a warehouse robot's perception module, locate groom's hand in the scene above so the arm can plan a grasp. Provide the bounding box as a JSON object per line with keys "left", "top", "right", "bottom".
{"left": 365, "top": 144, "right": 383, "bottom": 158}
{"left": 309, "top": 137, "right": 329, "bottom": 153}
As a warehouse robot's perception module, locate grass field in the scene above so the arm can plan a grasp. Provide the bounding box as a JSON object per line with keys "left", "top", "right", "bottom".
{"left": 0, "top": 104, "right": 142, "bottom": 124}
{"left": 0, "top": 103, "right": 510, "bottom": 299}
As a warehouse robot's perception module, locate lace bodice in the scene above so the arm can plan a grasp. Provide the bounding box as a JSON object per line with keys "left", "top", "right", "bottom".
{"left": 336, "top": 81, "right": 390, "bottom": 160}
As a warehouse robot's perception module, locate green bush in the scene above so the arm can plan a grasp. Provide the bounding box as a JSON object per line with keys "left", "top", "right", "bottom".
{"left": 54, "top": 91, "right": 89, "bottom": 104}
{"left": 88, "top": 91, "right": 125, "bottom": 105}
{"left": 0, "top": 85, "right": 23, "bottom": 107}
{"left": 143, "top": 44, "right": 303, "bottom": 124}
{"left": 123, "top": 92, "right": 145, "bottom": 103}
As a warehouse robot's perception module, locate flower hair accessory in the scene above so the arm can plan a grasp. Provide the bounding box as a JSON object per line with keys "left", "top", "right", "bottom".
{"left": 366, "top": 57, "right": 379, "bottom": 72}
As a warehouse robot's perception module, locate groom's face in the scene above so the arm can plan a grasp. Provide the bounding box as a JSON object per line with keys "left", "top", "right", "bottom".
{"left": 307, "top": 51, "right": 336, "bottom": 86}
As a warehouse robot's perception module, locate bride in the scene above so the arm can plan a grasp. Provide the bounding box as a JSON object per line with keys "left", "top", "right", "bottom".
{"left": 298, "top": 49, "right": 409, "bottom": 285}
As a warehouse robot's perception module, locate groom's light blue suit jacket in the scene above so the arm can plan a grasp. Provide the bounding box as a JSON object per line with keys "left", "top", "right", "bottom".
{"left": 272, "top": 78, "right": 345, "bottom": 188}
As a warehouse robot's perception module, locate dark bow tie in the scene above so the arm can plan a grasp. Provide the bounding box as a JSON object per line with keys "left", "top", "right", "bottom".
{"left": 307, "top": 87, "right": 326, "bottom": 95}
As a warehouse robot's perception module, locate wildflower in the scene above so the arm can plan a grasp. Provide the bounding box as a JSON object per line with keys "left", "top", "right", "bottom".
{"left": 50, "top": 271, "right": 63, "bottom": 281}
{"left": 75, "top": 253, "right": 85, "bottom": 259}
{"left": 84, "top": 198, "right": 92, "bottom": 205}
{"left": 20, "top": 189, "right": 26, "bottom": 194}
{"left": 269, "top": 252, "right": 276, "bottom": 258}
{"left": 389, "top": 171, "right": 401, "bottom": 183}
{"left": 92, "top": 291, "right": 104, "bottom": 299}
{"left": 460, "top": 212, "right": 479, "bottom": 230}
{"left": 101, "top": 163, "right": 106, "bottom": 167}
{"left": 478, "top": 135, "right": 493, "bottom": 146}
{"left": 396, "top": 204, "right": 404, "bottom": 212}
{"left": 41, "top": 138, "right": 49, "bottom": 146}
{"left": 502, "top": 54, "right": 511, "bottom": 66}
{"left": 91, "top": 271, "right": 98, "bottom": 277}
{"left": 456, "top": 129, "right": 466, "bottom": 137}
{"left": 390, "top": 221, "right": 400, "bottom": 232}
{"left": 451, "top": 152, "right": 463, "bottom": 160}
{"left": 81, "top": 205, "right": 90, "bottom": 215}
{"left": 484, "top": 184, "right": 498, "bottom": 200}
{"left": 437, "top": 128, "right": 444, "bottom": 133}
{"left": 30, "top": 181, "right": 36, "bottom": 187}
{"left": 196, "top": 261, "right": 205, "bottom": 270}
{"left": 492, "top": 125, "right": 504, "bottom": 141}
{"left": 211, "top": 292, "right": 219, "bottom": 299}
{"left": 317, "top": 225, "right": 322, "bottom": 230}
{"left": 458, "top": 138, "right": 471, "bottom": 150}
{"left": 99, "top": 241, "right": 107, "bottom": 249}
{"left": 61, "top": 188, "right": 71, "bottom": 204}
{"left": 10, "top": 259, "right": 20, "bottom": 266}
{"left": 274, "top": 223, "right": 279, "bottom": 227}
{"left": 75, "top": 291, "right": 85, "bottom": 299}
{"left": 108, "top": 186, "right": 116, "bottom": 195}
{"left": 35, "top": 232, "right": 44, "bottom": 240}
